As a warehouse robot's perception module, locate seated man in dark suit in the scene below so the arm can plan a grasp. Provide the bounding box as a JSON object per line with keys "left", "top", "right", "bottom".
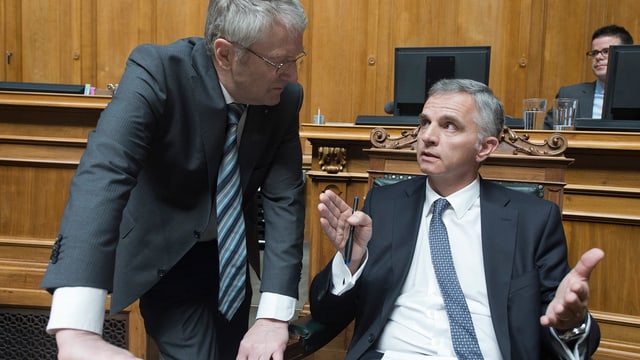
{"left": 311, "top": 78, "right": 604, "bottom": 359}
{"left": 544, "top": 24, "right": 634, "bottom": 129}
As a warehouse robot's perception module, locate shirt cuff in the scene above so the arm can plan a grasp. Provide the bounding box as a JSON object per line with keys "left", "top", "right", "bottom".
{"left": 330, "top": 249, "right": 368, "bottom": 295}
{"left": 47, "top": 287, "right": 108, "bottom": 335}
{"left": 256, "top": 292, "right": 297, "bottom": 321}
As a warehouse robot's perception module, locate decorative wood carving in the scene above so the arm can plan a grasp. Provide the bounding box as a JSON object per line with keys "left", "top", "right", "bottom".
{"left": 370, "top": 127, "right": 419, "bottom": 149}
{"left": 498, "top": 127, "right": 568, "bottom": 156}
{"left": 318, "top": 146, "right": 347, "bottom": 173}
{"left": 370, "top": 125, "right": 568, "bottom": 157}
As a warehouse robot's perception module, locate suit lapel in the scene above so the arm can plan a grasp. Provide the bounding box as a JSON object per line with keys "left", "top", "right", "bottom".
{"left": 189, "top": 40, "right": 228, "bottom": 191}
{"left": 384, "top": 178, "right": 426, "bottom": 312}
{"left": 480, "top": 180, "right": 517, "bottom": 358}
{"left": 578, "top": 82, "right": 596, "bottom": 118}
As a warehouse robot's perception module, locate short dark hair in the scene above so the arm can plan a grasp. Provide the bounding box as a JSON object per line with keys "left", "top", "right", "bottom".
{"left": 592, "top": 24, "right": 634, "bottom": 44}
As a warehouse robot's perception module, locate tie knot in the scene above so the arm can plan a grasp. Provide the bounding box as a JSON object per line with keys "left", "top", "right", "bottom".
{"left": 433, "top": 198, "right": 449, "bottom": 217}
{"left": 227, "top": 103, "right": 246, "bottom": 125}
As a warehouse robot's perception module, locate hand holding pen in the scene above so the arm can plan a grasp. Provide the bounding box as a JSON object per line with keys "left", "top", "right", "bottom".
{"left": 317, "top": 190, "right": 372, "bottom": 270}
{"left": 344, "top": 196, "right": 359, "bottom": 266}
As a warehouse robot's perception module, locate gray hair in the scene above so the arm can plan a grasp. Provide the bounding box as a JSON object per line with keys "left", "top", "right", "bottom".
{"left": 204, "top": 0, "right": 307, "bottom": 55}
{"left": 428, "top": 79, "right": 504, "bottom": 143}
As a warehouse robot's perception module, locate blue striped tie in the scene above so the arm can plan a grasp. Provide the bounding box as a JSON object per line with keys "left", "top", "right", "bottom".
{"left": 429, "top": 198, "right": 484, "bottom": 359}
{"left": 216, "top": 103, "right": 247, "bottom": 320}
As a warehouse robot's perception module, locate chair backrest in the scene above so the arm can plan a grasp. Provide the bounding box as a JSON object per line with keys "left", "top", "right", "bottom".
{"left": 366, "top": 126, "right": 573, "bottom": 209}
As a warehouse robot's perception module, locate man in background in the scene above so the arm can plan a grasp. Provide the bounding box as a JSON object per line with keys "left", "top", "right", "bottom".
{"left": 544, "top": 24, "right": 633, "bottom": 129}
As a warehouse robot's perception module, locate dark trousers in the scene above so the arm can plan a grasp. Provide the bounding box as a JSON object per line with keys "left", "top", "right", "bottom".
{"left": 140, "top": 240, "right": 251, "bottom": 360}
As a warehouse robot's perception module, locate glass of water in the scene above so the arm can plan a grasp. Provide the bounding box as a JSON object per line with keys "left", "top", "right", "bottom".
{"left": 523, "top": 98, "right": 547, "bottom": 130}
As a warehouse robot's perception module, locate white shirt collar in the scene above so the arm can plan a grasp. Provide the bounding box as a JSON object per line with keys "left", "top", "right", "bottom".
{"left": 425, "top": 176, "right": 480, "bottom": 219}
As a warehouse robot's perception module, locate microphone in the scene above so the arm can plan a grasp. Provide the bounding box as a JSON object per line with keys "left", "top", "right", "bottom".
{"left": 384, "top": 101, "right": 395, "bottom": 114}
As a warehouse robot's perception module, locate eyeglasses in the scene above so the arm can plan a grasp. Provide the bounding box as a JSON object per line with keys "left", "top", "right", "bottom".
{"left": 234, "top": 43, "right": 307, "bottom": 73}
{"left": 586, "top": 48, "right": 610, "bottom": 58}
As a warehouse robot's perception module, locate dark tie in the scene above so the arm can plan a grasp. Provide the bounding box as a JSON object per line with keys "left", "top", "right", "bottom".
{"left": 216, "top": 103, "right": 247, "bottom": 320}
{"left": 429, "top": 198, "right": 484, "bottom": 359}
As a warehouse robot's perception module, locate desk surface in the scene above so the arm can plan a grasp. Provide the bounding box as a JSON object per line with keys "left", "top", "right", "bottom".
{"left": 0, "top": 90, "right": 111, "bottom": 109}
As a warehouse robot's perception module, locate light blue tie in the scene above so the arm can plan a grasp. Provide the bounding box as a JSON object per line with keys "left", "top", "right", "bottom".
{"left": 216, "top": 103, "right": 247, "bottom": 320}
{"left": 429, "top": 198, "right": 484, "bottom": 359}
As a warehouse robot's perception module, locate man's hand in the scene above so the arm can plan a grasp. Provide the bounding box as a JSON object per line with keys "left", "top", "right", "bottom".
{"left": 318, "top": 190, "right": 372, "bottom": 271}
{"left": 236, "top": 318, "right": 289, "bottom": 360}
{"left": 540, "top": 248, "right": 605, "bottom": 331}
{"left": 56, "top": 329, "right": 141, "bottom": 360}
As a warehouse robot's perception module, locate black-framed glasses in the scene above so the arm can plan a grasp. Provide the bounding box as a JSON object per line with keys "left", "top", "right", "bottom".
{"left": 586, "top": 48, "right": 610, "bottom": 58}
{"left": 234, "top": 43, "right": 307, "bottom": 73}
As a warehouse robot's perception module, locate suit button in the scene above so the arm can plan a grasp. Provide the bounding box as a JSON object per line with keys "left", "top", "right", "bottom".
{"left": 157, "top": 269, "right": 167, "bottom": 277}
{"left": 193, "top": 231, "right": 201, "bottom": 239}
{"left": 367, "top": 333, "right": 375, "bottom": 343}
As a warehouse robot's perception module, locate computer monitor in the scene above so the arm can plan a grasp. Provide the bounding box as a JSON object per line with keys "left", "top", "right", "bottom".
{"left": 602, "top": 44, "right": 640, "bottom": 121}
{"left": 393, "top": 46, "right": 491, "bottom": 116}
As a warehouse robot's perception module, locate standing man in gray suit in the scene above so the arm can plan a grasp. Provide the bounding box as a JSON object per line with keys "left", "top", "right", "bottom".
{"left": 544, "top": 24, "right": 634, "bottom": 129}
{"left": 40, "top": 0, "right": 307, "bottom": 359}
{"left": 312, "top": 79, "right": 604, "bottom": 359}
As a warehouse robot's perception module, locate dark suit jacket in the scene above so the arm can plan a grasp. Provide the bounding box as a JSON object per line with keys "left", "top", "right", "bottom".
{"left": 41, "top": 37, "right": 305, "bottom": 314}
{"left": 544, "top": 81, "right": 596, "bottom": 129}
{"left": 310, "top": 177, "right": 600, "bottom": 359}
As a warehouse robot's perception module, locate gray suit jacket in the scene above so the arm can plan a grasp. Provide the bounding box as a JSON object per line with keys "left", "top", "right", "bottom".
{"left": 544, "top": 81, "right": 596, "bottom": 129}
{"left": 41, "top": 37, "right": 305, "bottom": 314}
{"left": 309, "top": 177, "right": 600, "bottom": 359}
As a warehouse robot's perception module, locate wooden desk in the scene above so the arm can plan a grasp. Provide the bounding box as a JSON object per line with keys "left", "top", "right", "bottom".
{"left": 301, "top": 123, "right": 640, "bottom": 359}
{"left": 0, "top": 92, "right": 152, "bottom": 358}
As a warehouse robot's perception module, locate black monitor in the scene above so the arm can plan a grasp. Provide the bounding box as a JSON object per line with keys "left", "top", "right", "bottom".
{"left": 393, "top": 46, "right": 491, "bottom": 116}
{"left": 355, "top": 46, "right": 491, "bottom": 126}
{"left": 602, "top": 45, "right": 640, "bottom": 121}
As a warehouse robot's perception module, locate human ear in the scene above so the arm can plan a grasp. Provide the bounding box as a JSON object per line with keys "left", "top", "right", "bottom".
{"left": 476, "top": 136, "right": 499, "bottom": 162}
{"left": 212, "top": 38, "right": 234, "bottom": 70}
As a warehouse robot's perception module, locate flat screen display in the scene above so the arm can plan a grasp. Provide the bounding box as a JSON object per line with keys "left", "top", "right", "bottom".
{"left": 602, "top": 45, "right": 640, "bottom": 121}
{"left": 393, "top": 46, "right": 491, "bottom": 116}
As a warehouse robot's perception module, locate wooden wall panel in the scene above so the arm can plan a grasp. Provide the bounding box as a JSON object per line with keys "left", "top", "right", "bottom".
{"left": 0, "top": 165, "right": 75, "bottom": 239}
{"left": 300, "top": 0, "right": 374, "bottom": 124}
{"left": 91, "top": 0, "right": 208, "bottom": 88}
{"left": 155, "top": 1, "right": 208, "bottom": 45}
{"left": 0, "top": 0, "right": 6, "bottom": 81}
{"left": 93, "top": 0, "right": 152, "bottom": 87}
{"left": 23, "top": 0, "right": 81, "bottom": 83}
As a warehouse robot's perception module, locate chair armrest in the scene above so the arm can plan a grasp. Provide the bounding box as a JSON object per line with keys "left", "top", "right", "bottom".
{"left": 284, "top": 314, "right": 346, "bottom": 360}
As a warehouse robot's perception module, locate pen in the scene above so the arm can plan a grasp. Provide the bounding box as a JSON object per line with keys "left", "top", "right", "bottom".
{"left": 344, "top": 196, "right": 359, "bottom": 266}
